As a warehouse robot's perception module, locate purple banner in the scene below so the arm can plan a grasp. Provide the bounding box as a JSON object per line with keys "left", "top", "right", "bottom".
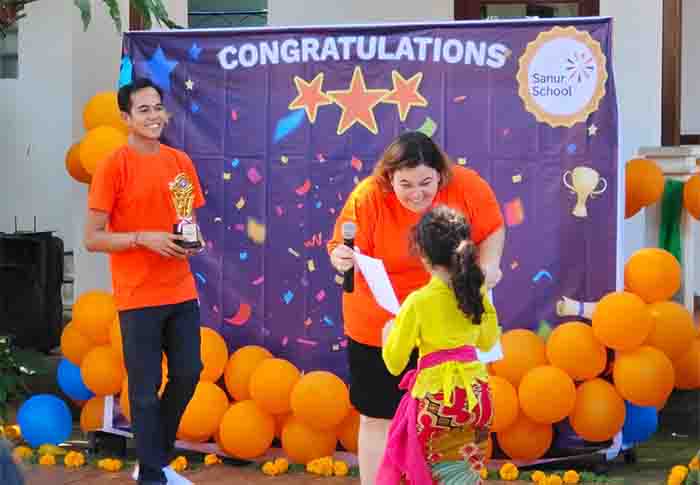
{"left": 122, "top": 18, "right": 618, "bottom": 380}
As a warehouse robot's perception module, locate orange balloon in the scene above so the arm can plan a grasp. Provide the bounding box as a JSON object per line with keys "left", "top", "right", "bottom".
{"left": 80, "top": 396, "right": 105, "bottom": 432}
{"left": 569, "top": 378, "right": 626, "bottom": 442}
{"left": 673, "top": 338, "right": 700, "bottom": 390}
{"left": 79, "top": 126, "right": 128, "bottom": 175}
{"left": 290, "top": 371, "right": 350, "bottom": 431}
{"left": 592, "top": 291, "right": 652, "bottom": 350}
{"left": 200, "top": 327, "right": 229, "bottom": 382}
{"left": 490, "top": 329, "right": 547, "bottom": 387}
{"left": 644, "top": 302, "right": 696, "bottom": 360}
{"left": 281, "top": 416, "right": 338, "bottom": 464}
{"left": 81, "top": 345, "right": 125, "bottom": 396}
{"left": 224, "top": 345, "right": 273, "bottom": 401}
{"left": 219, "top": 400, "right": 274, "bottom": 459}
{"left": 273, "top": 412, "right": 291, "bottom": 439}
{"left": 109, "top": 316, "right": 124, "bottom": 362}
{"left": 624, "top": 248, "right": 681, "bottom": 303}
{"left": 489, "top": 375, "right": 519, "bottom": 432}
{"left": 249, "top": 358, "right": 301, "bottom": 415}
{"left": 337, "top": 407, "right": 360, "bottom": 453}
{"left": 625, "top": 158, "right": 664, "bottom": 216}
{"left": 72, "top": 290, "right": 117, "bottom": 345}
{"left": 83, "top": 91, "right": 129, "bottom": 134}
{"left": 519, "top": 366, "right": 576, "bottom": 424}
{"left": 613, "top": 345, "right": 675, "bottom": 408}
{"left": 683, "top": 174, "right": 700, "bottom": 220}
{"left": 546, "top": 321, "right": 607, "bottom": 381}
{"left": 178, "top": 381, "right": 229, "bottom": 442}
{"left": 65, "top": 142, "right": 92, "bottom": 184}
{"left": 497, "top": 414, "right": 553, "bottom": 461}
{"left": 60, "top": 322, "right": 95, "bottom": 366}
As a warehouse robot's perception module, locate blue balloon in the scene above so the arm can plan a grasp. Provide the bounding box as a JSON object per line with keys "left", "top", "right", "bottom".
{"left": 622, "top": 401, "right": 658, "bottom": 444}
{"left": 57, "top": 358, "right": 94, "bottom": 401}
{"left": 17, "top": 394, "right": 72, "bottom": 447}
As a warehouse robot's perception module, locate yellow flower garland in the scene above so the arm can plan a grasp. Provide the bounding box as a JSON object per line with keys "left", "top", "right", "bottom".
{"left": 64, "top": 451, "right": 86, "bottom": 468}
{"left": 499, "top": 462, "right": 520, "bottom": 481}
{"left": 262, "top": 458, "right": 290, "bottom": 476}
{"left": 563, "top": 470, "right": 580, "bottom": 484}
{"left": 39, "top": 454, "right": 56, "bottom": 466}
{"left": 97, "top": 458, "right": 123, "bottom": 472}
{"left": 204, "top": 453, "right": 222, "bottom": 466}
{"left": 305, "top": 456, "right": 349, "bottom": 477}
{"left": 12, "top": 446, "right": 33, "bottom": 461}
{"left": 531, "top": 470, "right": 546, "bottom": 482}
{"left": 170, "top": 455, "right": 188, "bottom": 472}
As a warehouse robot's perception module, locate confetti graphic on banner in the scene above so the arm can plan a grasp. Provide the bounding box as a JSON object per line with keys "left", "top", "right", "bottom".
{"left": 504, "top": 198, "right": 525, "bottom": 226}
{"left": 416, "top": 116, "right": 437, "bottom": 137}
{"left": 273, "top": 109, "right": 305, "bottom": 142}
{"left": 246, "top": 218, "right": 266, "bottom": 244}
{"left": 224, "top": 303, "right": 252, "bottom": 326}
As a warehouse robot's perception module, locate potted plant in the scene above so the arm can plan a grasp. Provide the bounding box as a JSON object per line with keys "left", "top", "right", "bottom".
{"left": 0, "top": 335, "right": 50, "bottom": 425}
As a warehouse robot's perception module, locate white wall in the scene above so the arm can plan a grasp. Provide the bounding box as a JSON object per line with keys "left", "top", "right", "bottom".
{"left": 681, "top": 0, "right": 700, "bottom": 135}
{"left": 601, "top": 0, "right": 663, "bottom": 262}
{"left": 268, "top": 0, "right": 452, "bottom": 26}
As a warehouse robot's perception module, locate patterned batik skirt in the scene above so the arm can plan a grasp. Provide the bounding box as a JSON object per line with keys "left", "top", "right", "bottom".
{"left": 411, "top": 380, "right": 493, "bottom": 485}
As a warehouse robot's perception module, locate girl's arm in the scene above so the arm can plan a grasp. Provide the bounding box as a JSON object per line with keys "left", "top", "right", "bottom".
{"left": 476, "top": 292, "right": 501, "bottom": 352}
{"left": 382, "top": 299, "right": 419, "bottom": 376}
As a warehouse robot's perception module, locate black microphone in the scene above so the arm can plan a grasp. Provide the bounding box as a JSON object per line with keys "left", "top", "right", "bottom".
{"left": 341, "top": 221, "right": 356, "bottom": 293}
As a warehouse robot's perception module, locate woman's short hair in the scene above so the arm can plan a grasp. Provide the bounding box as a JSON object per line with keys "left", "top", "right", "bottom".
{"left": 372, "top": 132, "right": 453, "bottom": 191}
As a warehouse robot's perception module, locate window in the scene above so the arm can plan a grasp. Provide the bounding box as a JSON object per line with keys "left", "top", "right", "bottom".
{"left": 188, "top": 0, "right": 268, "bottom": 29}
{"left": 455, "top": 1, "right": 599, "bottom": 20}
{"left": 0, "top": 25, "right": 18, "bottom": 79}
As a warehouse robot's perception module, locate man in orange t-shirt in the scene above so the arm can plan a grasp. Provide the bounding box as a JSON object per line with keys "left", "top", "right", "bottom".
{"left": 85, "top": 78, "right": 204, "bottom": 485}
{"left": 328, "top": 132, "right": 504, "bottom": 485}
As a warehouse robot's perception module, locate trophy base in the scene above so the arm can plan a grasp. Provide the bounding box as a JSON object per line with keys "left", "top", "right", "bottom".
{"left": 173, "top": 223, "right": 202, "bottom": 250}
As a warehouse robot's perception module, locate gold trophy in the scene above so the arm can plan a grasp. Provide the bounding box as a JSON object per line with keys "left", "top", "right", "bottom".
{"left": 562, "top": 166, "right": 607, "bottom": 218}
{"left": 169, "top": 173, "right": 201, "bottom": 249}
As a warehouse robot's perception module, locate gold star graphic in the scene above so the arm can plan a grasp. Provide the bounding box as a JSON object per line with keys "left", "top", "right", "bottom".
{"left": 382, "top": 71, "right": 428, "bottom": 122}
{"left": 288, "top": 73, "right": 333, "bottom": 124}
{"left": 185, "top": 79, "right": 194, "bottom": 90}
{"left": 327, "top": 66, "right": 388, "bottom": 135}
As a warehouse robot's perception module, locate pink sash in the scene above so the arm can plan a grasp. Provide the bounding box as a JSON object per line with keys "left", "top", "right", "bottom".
{"left": 376, "top": 345, "right": 478, "bottom": 485}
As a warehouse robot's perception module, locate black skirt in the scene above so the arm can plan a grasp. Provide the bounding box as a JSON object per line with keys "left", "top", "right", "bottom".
{"left": 347, "top": 337, "right": 419, "bottom": 419}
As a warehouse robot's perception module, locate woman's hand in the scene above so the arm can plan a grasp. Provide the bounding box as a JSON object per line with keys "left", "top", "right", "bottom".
{"left": 330, "top": 244, "right": 355, "bottom": 273}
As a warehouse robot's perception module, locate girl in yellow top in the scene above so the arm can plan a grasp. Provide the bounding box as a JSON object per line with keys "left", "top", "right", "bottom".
{"left": 378, "top": 205, "right": 501, "bottom": 485}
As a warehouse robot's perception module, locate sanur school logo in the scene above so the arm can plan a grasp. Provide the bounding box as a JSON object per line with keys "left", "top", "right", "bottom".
{"left": 517, "top": 26, "right": 608, "bottom": 128}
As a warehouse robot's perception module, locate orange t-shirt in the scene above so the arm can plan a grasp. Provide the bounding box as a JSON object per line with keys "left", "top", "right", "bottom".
{"left": 328, "top": 165, "right": 503, "bottom": 347}
{"left": 88, "top": 144, "right": 205, "bottom": 311}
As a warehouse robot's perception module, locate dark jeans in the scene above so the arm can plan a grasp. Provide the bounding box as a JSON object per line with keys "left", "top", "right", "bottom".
{"left": 119, "top": 299, "right": 202, "bottom": 483}
{"left": 0, "top": 440, "right": 24, "bottom": 485}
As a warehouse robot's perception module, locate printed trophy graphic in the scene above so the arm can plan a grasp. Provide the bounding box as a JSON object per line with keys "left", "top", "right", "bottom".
{"left": 169, "top": 173, "right": 201, "bottom": 249}
{"left": 563, "top": 166, "right": 607, "bottom": 218}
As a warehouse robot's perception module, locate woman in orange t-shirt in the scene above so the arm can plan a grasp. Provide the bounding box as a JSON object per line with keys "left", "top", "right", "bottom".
{"left": 327, "top": 132, "right": 505, "bottom": 484}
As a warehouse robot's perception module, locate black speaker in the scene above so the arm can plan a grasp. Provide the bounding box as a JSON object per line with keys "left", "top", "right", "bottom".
{"left": 0, "top": 231, "right": 64, "bottom": 352}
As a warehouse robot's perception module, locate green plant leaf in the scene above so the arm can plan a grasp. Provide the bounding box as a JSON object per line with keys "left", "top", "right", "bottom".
{"left": 73, "top": 0, "right": 91, "bottom": 31}
{"left": 101, "top": 0, "right": 121, "bottom": 32}
{"left": 536, "top": 319, "right": 552, "bottom": 341}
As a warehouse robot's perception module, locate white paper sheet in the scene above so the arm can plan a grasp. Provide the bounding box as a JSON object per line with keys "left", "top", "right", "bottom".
{"left": 354, "top": 251, "right": 503, "bottom": 363}
{"left": 353, "top": 252, "right": 401, "bottom": 315}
